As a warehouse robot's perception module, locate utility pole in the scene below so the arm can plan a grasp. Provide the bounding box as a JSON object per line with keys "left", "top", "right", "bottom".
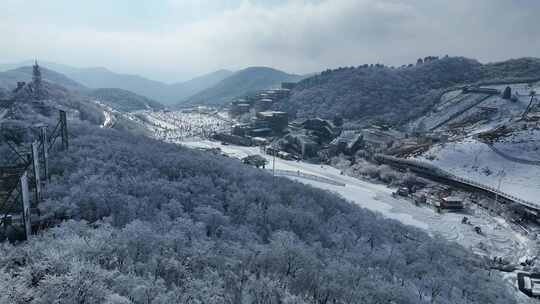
{"left": 60, "top": 110, "right": 69, "bottom": 150}
{"left": 20, "top": 171, "right": 31, "bottom": 240}
{"left": 494, "top": 170, "right": 506, "bottom": 205}
{"left": 40, "top": 126, "right": 49, "bottom": 181}
{"left": 522, "top": 90, "right": 537, "bottom": 120}
{"left": 31, "top": 141, "right": 41, "bottom": 203}
{"left": 272, "top": 152, "right": 276, "bottom": 182}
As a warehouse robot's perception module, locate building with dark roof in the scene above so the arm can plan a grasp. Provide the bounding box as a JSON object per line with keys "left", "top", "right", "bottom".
{"left": 229, "top": 103, "right": 252, "bottom": 117}
{"left": 281, "top": 82, "right": 297, "bottom": 90}
{"left": 256, "top": 111, "right": 288, "bottom": 133}
{"left": 518, "top": 272, "right": 540, "bottom": 298}
{"left": 330, "top": 131, "right": 363, "bottom": 155}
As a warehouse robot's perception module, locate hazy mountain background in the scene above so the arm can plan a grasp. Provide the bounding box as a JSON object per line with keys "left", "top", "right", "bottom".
{"left": 0, "top": 65, "right": 163, "bottom": 112}
{"left": 0, "top": 61, "right": 313, "bottom": 108}
{"left": 3, "top": 56, "right": 539, "bottom": 122}
{"left": 184, "top": 66, "right": 304, "bottom": 106}
{"left": 0, "top": 60, "right": 233, "bottom": 105}
{"left": 0, "top": 62, "right": 308, "bottom": 112}
{"left": 68, "top": 67, "right": 234, "bottom": 105}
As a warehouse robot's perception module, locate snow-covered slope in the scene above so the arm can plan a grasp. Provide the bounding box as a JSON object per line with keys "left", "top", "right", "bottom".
{"left": 416, "top": 137, "right": 540, "bottom": 204}
{"left": 136, "top": 110, "right": 231, "bottom": 141}
{"left": 410, "top": 81, "right": 540, "bottom": 134}
{"left": 409, "top": 81, "right": 540, "bottom": 205}
{"left": 492, "top": 128, "right": 540, "bottom": 162}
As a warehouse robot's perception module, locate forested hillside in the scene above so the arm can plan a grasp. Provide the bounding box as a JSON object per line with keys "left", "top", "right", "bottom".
{"left": 88, "top": 88, "right": 165, "bottom": 112}
{"left": 170, "top": 69, "right": 234, "bottom": 103}
{"left": 282, "top": 57, "right": 540, "bottom": 124}
{"left": 0, "top": 66, "right": 166, "bottom": 113}
{"left": 0, "top": 88, "right": 8, "bottom": 99}
{"left": 480, "top": 57, "right": 540, "bottom": 83}
{"left": 184, "top": 67, "right": 303, "bottom": 106}
{"left": 0, "top": 66, "right": 86, "bottom": 92}
{"left": 0, "top": 103, "right": 515, "bottom": 303}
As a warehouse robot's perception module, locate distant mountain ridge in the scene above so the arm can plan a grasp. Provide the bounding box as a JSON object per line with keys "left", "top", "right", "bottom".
{"left": 0, "top": 66, "right": 164, "bottom": 112}
{"left": 184, "top": 66, "right": 304, "bottom": 106}
{"left": 0, "top": 60, "right": 233, "bottom": 105}
{"left": 169, "top": 69, "right": 234, "bottom": 103}
{"left": 68, "top": 68, "right": 235, "bottom": 105}
{"left": 0, "top": 61, "right": 309, "bottom": 107}
{"left": 0, "top": 62, "right": 307, "bottom": 112}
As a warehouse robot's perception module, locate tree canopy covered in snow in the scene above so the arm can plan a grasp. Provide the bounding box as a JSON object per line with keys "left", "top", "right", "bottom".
{"left": 0, "top": 115, "right": 516, "bottom": 303}
{"left": 282, "top": 57, "right": 540, "bottom": 125}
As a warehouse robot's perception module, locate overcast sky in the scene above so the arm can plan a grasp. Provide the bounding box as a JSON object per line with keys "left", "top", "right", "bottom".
{"left": 1, "top": 0, "right": 539, "bottom": 83}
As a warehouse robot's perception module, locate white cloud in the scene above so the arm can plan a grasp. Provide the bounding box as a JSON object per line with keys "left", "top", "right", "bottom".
{"left": 1, "top": 0, "right": 539, "bottom": 82}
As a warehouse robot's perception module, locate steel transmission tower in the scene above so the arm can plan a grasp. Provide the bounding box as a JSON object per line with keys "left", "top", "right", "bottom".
{"left": 32, "top": 60, "right": 43, "bottom": 100}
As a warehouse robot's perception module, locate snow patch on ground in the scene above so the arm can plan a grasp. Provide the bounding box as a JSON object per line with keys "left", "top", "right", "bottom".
{"left": 138, "top": 111, "right": 231, "bottom": 141}
{"left": 102, "top": 110, "right": 113, "bottom": 128}
{"left": 493, "top": 129, "right": 540, "bottom": 162}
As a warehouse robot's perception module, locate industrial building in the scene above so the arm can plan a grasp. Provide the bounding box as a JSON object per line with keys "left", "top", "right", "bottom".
{"left": 228, "top": 86, "right": 292, "bottom": 119}
{"left": 231, "top": 123, "right": 252, "bottom": 137}
{"left": 254, "top": 98, "right": 274, "bottom": 112}
{"left": 462, "top": 86, "right": 501, "bottom": 95}
{"left": 330, "top": 131, "right": 363, "bottom": 155}
{"left": 518, "top": 272, "right": 540, "bottom": 298}
{"left": 440, "top": 196, "right": 464, "bottom": 209}
{"left": 225, "top": 111, "right": 289, "bottom": 146}
{"left": 229, "top": 101, "right": 252, "bottom": 117}
{"left": 360, "top": 128, "right": 403, "bottom": 152}
{"left": 301, "top": 118, "right": 338, "bottom": 141}
{"left": 280, "top": 134, "right": 320, "bottom": 158}
{"left": 256, "top": 111, "right": 289, "bottom": 133}
{"left": 411, "top": 186, "right": 463, "bottom": 210}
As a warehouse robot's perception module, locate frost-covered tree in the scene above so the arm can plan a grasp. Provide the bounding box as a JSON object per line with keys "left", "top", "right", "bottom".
{"left": 0, "top": 119, "right": 518, "bottom": 304}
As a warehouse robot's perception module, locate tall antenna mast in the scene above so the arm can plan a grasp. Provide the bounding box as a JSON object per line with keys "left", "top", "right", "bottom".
{"left": 32, "top": 60, "right": 42, "bottom": 100}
